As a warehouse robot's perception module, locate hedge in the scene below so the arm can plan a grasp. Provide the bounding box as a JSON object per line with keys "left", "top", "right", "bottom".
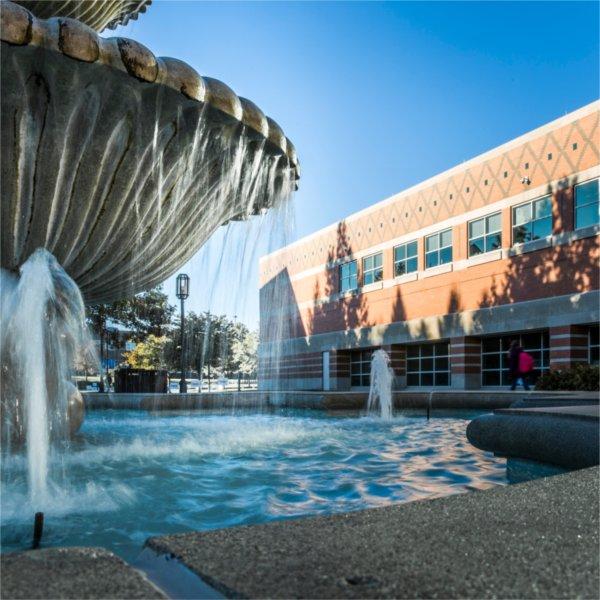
{"left": 535, "top": 364, "right": 599, "bottom": 391}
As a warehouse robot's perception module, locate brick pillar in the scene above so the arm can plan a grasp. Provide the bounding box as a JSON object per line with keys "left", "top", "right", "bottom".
{"left": 384, "top": 246, "right": 394, "bottom": 280}
{"left": 330, "top": 349, "right": 351, "bottom": 391}
{"left": 454, "top": 222, "right": 468, "bottom": 262}
{"left": 549, "top": 325, "right": 589, "bottom": 370}
{"left": 553, "top": 183, "right": 574, "bottom": 235}
{"left": 417, "top": 236, "right": 425, "bottom": 271}
{"left": 450, "top": 336, "right": 481, "bottom": 389}
{"left": 501, "top": 206, "right": 512, "bottom": 249}
{"left": 386, "top": 344, "right": 406, "bottom": 389}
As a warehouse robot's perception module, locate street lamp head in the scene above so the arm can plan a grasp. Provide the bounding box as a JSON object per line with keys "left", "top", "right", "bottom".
{"left": 176, "top": 273, "right": 190, "bottom": 300}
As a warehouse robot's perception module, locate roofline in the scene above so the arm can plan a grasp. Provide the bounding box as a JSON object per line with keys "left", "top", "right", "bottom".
{"left": 261, "top": 99, "right": 600, "bottom": 263}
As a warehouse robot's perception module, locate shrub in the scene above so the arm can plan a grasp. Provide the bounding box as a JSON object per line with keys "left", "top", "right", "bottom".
{"left": 535, "top": 364, "right": 600, "bottom": 391}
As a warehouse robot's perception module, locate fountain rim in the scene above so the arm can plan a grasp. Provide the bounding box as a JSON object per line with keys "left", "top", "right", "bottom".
{"left": 0, "top": 0, "right": 300, "bottom": 179}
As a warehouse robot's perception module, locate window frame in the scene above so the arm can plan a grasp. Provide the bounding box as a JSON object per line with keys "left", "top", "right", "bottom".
{"left": 406, "top": 342, "right": 451, "bottom": 386}
{"left": 393, "top": 240, "right": 418, "bottom": 277}
{"left": 481, "top": 331, "right": 549, "bottom": 387}
{"left": 468, "top": 212, "right": 502, "bottom": 257}
{"left": 350, "top": 349, "right": 373, "bottom": 387}
{"left": 512, "top": 195, "right": 553, "bottom": 245}
{"left": 574, "top": 178, "right": 599, "bottom": 231}
{"left": 425, "top": 228, "right": 453, "bottom": 269}
{"left": 362, "top": 252, "right": 383, "bottom": 286}
{"left": 339, "top": 260, "right": 358, "bottom": 294}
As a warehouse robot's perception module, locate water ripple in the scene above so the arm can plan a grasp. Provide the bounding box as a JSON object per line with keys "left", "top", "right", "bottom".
{"left": 1, "top": 409, "right": 506, "bottom": 560}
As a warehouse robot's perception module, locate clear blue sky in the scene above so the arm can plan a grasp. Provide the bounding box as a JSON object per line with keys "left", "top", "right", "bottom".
{"left": 112, "top": 1, "right": 599, "bottom": 327}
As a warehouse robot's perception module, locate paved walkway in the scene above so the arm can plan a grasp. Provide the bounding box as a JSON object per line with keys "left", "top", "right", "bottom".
{"left": 1, "top": 547, "right": 165, "bottom": 599}
{"left": 147, "top": 467, "right": 599, "bottom": 599}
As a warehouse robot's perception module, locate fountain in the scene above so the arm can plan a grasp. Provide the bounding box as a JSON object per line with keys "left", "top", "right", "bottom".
{"left": 367, "top": 349, "right": 394, "bottom": 419}
{"left": 0, "top": 0, "right": 298, "bottom": 504}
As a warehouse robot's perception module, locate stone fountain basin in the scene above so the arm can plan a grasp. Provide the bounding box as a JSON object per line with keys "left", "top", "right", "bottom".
{"left": 1, "top": 2, "right": 299, "bottom": 304}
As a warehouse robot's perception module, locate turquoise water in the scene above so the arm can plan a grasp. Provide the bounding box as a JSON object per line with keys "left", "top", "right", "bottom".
{"left": 1, "top": 409, "right": 507, "bottom": 560}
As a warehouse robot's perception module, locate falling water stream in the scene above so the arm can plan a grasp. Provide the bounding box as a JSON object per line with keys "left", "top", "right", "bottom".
{"left": 0, "top": 136, "right": 296, "bottom": 513}
{"left": 367, "top": 349, "right": 394, "bottom": 419}
{"left": 1, "top": 249, "right": 96, "bottom": 508}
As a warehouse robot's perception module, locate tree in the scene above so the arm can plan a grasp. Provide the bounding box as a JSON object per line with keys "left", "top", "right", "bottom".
{"left": 86, "top": 286, "right": 175, "bottom": 387}
{"left": 163, "top": 312, "right": 258, "bottom": 378}
{"left": 123, "top": 335, "right": 169, "bottom": 370}
{"left": 87, "top": 286, "right": 175, "bottom": 342}
{"left": 230, "top": 329, "right": 258, "bottom": 376}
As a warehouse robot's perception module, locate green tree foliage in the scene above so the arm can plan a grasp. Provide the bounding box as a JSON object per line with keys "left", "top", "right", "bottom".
{"left": 123, "top": 335, "right": 169, "bottom": 370}
{"left": 87, "top": 286, "right": 175, "bottom": 342}
{"left": 164, "top": 311, "right": 258, "bottom": 377}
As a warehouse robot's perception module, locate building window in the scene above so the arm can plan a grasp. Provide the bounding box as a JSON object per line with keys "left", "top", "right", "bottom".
{"left": 425, "top": 229, "right": 452, "bottom": 268}
{"left": 481, "top": 331, "right": 549, "bottom": 386}
{"left": 468, "top": 212, "right": 502, "bottom": 257}
{"left": 394, "top": 241, "right": 418, "bottom": 276}
{"left": 362, "top": 253, "right": 383, "bottom": 285}
{"left": 512, "top": 195, "right": 552, "bottom": 244}
{"left": 339, "top": 260, "right": 357, "bottom": 293}
{"left": 590, "top": 326, "right": 599, "bottom": 365}
{"left": 574, "top": 178, "right": 599, "bottom": 230}
{"left": 406, "top": 342, "right": 450, "bottom": 386}
{"left": 350, "top": 349, "right": 373, "bottom": 387}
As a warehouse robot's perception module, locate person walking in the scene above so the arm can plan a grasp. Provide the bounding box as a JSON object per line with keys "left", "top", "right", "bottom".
{"left": 507, "top": 340, "right": 529, "bottom": 390}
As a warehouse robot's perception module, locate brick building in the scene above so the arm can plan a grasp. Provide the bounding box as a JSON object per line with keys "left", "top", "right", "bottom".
{"left": 259, "top": 101, "right": 600, "bottom": 390}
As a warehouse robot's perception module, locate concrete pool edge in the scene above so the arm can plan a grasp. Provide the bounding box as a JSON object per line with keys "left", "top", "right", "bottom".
{"left": 467, "top": 404, "right": 600, "bottom": 469}
{"left": 0, "top": 547, "right": 167, "bottom": 599}
{"left": 2, "top": 468, "right": 598, "bottom": 598}
{"left": 83, "top": 390, "right": 599, "bottom": 411}
{"left": 145, "top": 466, "right": 600, "bottom": 599}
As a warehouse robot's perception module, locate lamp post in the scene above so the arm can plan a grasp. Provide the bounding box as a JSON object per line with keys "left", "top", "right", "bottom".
{"left": 176, "top": 273, "right": 190, "bottom": 394}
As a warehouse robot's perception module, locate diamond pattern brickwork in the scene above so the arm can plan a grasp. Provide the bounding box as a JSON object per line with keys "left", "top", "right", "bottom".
{"left": 260, "top": 107, "right": 599, "bottom": 284}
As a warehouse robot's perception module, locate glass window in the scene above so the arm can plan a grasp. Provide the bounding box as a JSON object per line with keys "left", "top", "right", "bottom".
{"left": 512, "top": 196, "right": 553, "bottom": 244}
{"left": 339, "top": 260, "right": 357, "bottom": 293}
{"left": 350, "top": 349, "right": 373, "bottom": 387}
{"left": 468, "top": 212, "right": 502, "bottom": 257}
{"left": 394, "top": 241, "right": 418, "bottom": 276}
{"left": 405, "top": 342, "right": 450, "bottom": 386}
{"left": 362, "top": 253, "right": 383, "bottom": 286}
{"left": 575, "top": 178, "right": 599, "bottom": 230}
{"left": 481, "top": 331, "right": 549, "bottom": 386}
{"left": 425, "top": 229, "right": 453, "bottom": 268}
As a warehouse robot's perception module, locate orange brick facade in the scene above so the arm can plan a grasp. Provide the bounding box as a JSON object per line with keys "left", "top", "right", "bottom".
{"left": 259, "top": 102, "right": 600, "bottom": 390}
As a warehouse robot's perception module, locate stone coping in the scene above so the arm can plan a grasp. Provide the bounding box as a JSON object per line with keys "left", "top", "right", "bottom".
{"left": 0, "top": 547, "right": 166, "bottom": 599}
{"left": 0, "top": 1, "right": 299, "bottom": 176}
{"left": 497, "top": 404, "right": 599, "bottom": 420}
{"left": 467, "top": 405, "right": 600, "bottom": 469}
{"left": 83, "top": 390, "right": 598, "bottom": 411}
{"left": 146, "top": 467, "right": 600, "bottom": 599}
{"left": 16, "top": 1, "right": 153, "bottom": 32}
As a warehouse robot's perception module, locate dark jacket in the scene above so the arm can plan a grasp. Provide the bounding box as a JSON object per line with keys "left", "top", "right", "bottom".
{"left": 508, "top": 346, "right": 522, "bottom": 374}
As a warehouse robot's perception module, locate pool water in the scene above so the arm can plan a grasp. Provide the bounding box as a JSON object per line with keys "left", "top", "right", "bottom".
{"left": 1, "top": 409, "right": 507, "bottom": 561}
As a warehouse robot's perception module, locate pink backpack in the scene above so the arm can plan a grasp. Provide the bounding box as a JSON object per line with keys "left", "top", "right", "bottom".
{"left": 519, "top": 352, "right": 534, "bottom": 373}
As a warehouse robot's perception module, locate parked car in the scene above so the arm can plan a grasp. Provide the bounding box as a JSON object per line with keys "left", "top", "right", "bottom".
{"left": 168, "top": 381, "right": 180, "bottom": 394}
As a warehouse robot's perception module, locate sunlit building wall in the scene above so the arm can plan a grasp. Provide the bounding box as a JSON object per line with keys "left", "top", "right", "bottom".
{"left": 259, "top": 101, "right": 600, "bottom": 390}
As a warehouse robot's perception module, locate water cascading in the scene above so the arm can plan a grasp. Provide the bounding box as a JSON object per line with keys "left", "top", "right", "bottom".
{"left": 0, "top": 0, "right": 299, "bottom": 506}
{"left": 1, "top": 249, "right": 94, "bottom": 505}
{"left": 367, "top": 349, "right": 394, "bottom": 419}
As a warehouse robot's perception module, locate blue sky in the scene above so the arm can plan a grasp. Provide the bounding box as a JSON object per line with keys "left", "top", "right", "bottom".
{"left": 112, "top": 1, "right": 599, "bottom": 327}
